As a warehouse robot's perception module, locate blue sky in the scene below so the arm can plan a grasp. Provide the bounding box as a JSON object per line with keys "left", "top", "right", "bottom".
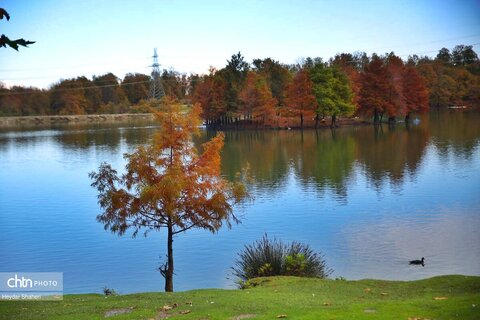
{"left": 1, "top": 0, "right": 479, "bottom": 88}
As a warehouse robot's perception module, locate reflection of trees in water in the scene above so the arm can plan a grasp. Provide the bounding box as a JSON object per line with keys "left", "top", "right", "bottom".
{"left": 220, "top": 131, "right": 290, "bottom": 192}
{"left": 218, "top": 129, "right": 356, "bottom": 199}
{"left": 354, "top": 124, "right": 429, "bottom": 191}
{"left": 3, "top": 109, "right": 477, "bottom": 198}
{"left": 428, "top": 109, "right": 480, "bottom": 160}
{"left": 218, "top": 124, "right": 431, "bottom": 200}
{"left": 53, "top": 122, "right": 157, "bottom": 153}
{"left": 289, "top": 129, "right": 356, "bottom": 201}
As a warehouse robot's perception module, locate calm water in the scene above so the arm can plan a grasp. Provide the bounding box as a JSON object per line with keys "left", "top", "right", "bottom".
{"left": 1, "top": 110, "right": 479, "bottom": 293}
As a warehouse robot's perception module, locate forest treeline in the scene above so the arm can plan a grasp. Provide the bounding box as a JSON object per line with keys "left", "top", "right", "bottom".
{"left": 1, "top": 45, "right": 479, "bottom": 126}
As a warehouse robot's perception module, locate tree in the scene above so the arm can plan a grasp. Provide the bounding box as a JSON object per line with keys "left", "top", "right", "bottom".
{"left": 161, "top": 69, "right": 188, "bottom": 101}
{"left": 384, "top": 53, "right": 406, "bottom": 125}
{"left": 436, "top": 48, "right": 451, "bottom": 64}
{"left": 238, "top": 71, "right": 277, "bottom": 125}
{"left": 403, "top": 66, "right": 429, "bottom": 122}
{"left": 310, "top": 63, "right": 355, "bottom": 128}
{"left": 192, "top": 68, "right": 227, "bottom": 125}
{"left": 0, "top": 8, "right": 34, "bottom": 50}
{"left": 285, "top": 69, "right": 317, "bottom": 128}
{"left": 93, "top": 73, "right": 128, "bottom": 105}
{"left": 122, "top": 73, "right": 150, "bottom": 105}
{"left": 223, "top": 52, "right": 249, "bottom": 119}
{"left": 358, "top": 54, "right": 391, "bottom": 124}
{"left": 252, "top": 58, "right": 291, "bottom": 106}
{"left": 50, "top": 79, "right": 89, "bottom": 115}
{"left": 330, "top": 53, "right": 363, "bottom": 111}
{"left": 451, "top": 45, "right": 479, "bottom": 67}
{"left": 89, "top": 98, "right": 249, "bottom": 292}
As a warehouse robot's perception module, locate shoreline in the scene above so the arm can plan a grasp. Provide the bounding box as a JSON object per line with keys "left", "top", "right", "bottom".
{"left": 0, "top": 113, "right": 155, "bottom": 128}
{"left": 0, "top": 113, "right": 373, "bottom": 130}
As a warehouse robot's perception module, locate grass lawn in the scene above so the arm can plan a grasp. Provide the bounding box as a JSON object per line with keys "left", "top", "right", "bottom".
{"left": 1, "top": 275, "right": 479, "bottom": 319}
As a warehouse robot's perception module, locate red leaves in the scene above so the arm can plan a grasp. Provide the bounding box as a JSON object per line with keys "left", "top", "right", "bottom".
{"left": 285, "top": 69, "right": 317, "bottom": 118}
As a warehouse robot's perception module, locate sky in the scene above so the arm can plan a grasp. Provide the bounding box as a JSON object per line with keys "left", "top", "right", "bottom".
{"left": 1, "top": 0, "right": 480, "bottom": 89}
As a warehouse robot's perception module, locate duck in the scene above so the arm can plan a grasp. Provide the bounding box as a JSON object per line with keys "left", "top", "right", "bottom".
{"left": 409, "top": 257, "right": 425, "bottom": 266}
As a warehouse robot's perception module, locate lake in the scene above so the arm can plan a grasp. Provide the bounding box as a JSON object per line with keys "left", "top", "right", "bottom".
{"left": 1, "top": 110, "right": 479, "bottom": 294}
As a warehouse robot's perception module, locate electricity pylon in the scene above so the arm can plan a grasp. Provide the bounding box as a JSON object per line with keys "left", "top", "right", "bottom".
{"left": 149, "top": 48, "right": 165, "bottom": 100}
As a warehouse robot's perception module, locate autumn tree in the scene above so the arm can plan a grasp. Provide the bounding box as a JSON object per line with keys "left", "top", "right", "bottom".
{"left": 285, "top": 69, "right": 317, "bottom": 128}
{"left": 238, "top": 71, "right": 277, "bottom": 125}
{"left": 50, "top": 79, "right": 89, "bottom": 115}
{"left": 122, "top": 73, "right": 150, "bottom": 105}
{"left": 93, "top": 73, "right": 128, "bottom": 105}
{"left": 89, "top": 98, "right": 249, "bottom": 292}
{"left": 192, "top": 68, "right": 227, "bottom": 125}
{"left": 252, "top": 58, "right": 291, "bottom": 106}
{"left": 358, "top": 54, "right": 391, "bottom": 124}
{"left": 402, "top": 65, "right": 429, "bottom": 122}
{"left": 384, "top": 53, "right": 406, "bottom": 125}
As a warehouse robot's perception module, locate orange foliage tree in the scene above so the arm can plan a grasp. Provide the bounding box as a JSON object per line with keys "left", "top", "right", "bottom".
{"left": 358, "top": 55, "right": 391, "bottom": 124}
{"left": 384, "top": 54, "right": 406, "bottom": 124}
{"left": 192, "top": 68, "right": 227, "bottom": 125}
{"left": 238, "top": 72, "right": 277, "bottom": 125}
{"left": 402, "top": 65, "right": 429, "bottom": 122}
{"left": 285, "top": 69, "right": 317, "bottom": 128}
{"left": 89, "top": 98, "right": 249, "bottom": 292}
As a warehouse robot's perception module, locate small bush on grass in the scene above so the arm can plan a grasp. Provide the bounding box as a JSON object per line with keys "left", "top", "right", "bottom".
{"left": 232, "top": 234, "right": 332, "bottom": 286}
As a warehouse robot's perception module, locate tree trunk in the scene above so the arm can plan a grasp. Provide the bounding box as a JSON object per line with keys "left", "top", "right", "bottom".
{"left": 330, "top": 114, "right": 337, "bottom": 128}
{"left": 315, "top": 113, "right": 319, "bottom": 129}
{"left": 300, "top": 113, "right": 304, "bottom": 129}
{"left": 404, "top": 112, "right": 410, "bottom": 123}
{"left": 373, "top": 109, "right": 380, "bottom": 125}
{"left": 388, "top": 116, "right": 396, "bottom": 127}
{"left": 165, "top": 222, "right": 174, "bottom": 292}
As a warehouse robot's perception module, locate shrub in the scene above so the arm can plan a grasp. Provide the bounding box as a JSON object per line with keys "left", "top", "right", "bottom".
{"left": 232, "top": 234, "right": 332, "bottom": 284}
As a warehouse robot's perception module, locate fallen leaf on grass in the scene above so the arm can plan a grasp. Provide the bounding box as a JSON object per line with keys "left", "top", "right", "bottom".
{"left": 162, "top": 305, "right": 173, "bottom": 311}
{"left": 380, "top": 292, "right": 388, "bottom": 296}
{"left": 408, "top": 318, "right": 431, "bottom": 320}
{"left": 185, "top": 301, "right": 193, "bottom": 306}
{"left": 433, "top": 297, "right": 448, "bottom": 300}
{"left": 364, "top": 288, "right": 371, "bottom": 293}
{"left": 276, "top": 315, "right": 288, "bottom": 318}
{"left": 323, "top": 302, "right": 331, "bottom": 306}
{"left": 179, "top": 310, "right": 191, "bottom": 315}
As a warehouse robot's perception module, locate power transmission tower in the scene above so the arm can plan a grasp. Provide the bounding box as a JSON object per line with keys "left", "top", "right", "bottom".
{"left": 149, "top": 48, "right": 165, "bottom": 100}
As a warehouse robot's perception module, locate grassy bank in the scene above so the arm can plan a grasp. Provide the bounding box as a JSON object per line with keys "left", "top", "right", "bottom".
{"left": 1, "top": 275, "right": 479, "bottom": 319}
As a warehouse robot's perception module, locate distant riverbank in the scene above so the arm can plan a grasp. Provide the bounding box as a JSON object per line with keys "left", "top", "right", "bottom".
{"left": 0, "top": 113, "right": 155, "bottom": 128}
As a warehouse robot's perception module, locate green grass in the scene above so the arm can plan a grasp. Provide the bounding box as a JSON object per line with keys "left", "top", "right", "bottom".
{"left": 1, "top": 275, "right": 479, "bottom": 319}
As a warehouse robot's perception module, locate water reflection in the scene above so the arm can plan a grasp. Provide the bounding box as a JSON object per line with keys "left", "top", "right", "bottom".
{"left": 219, "top": 123, "right": 429, "bottom": 200}
{"left": 2, "top": 111, "right": 476, "bottom": 199}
